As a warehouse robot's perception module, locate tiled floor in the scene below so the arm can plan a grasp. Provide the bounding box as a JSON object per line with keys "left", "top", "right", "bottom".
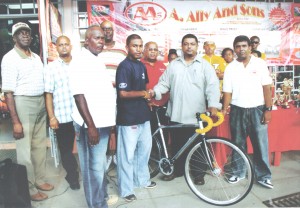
{"left": 27, "top": 150, "right": 299, "bottom": 208}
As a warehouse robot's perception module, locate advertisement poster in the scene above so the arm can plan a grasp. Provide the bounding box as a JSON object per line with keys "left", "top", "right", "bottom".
{"left": 86, "top": 0, "right": 300, "bottom": 66}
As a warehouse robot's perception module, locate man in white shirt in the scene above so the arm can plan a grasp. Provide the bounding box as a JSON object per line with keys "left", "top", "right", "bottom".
{"left": 69, "top": 25, "right": 118, "bottom": 208}
{"left": 1, "top": 22, "right": 53, "bottom": 201}
{"left": 222, "top": 35, "right": 273, "bottom": 189}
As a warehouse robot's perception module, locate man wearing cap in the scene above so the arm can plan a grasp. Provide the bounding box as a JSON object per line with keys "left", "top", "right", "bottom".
{"left": 203, "top": 41, "right": 226, "bottom": 92}
{"left": 1, "top": 22, "right": 53, "bottom": 201}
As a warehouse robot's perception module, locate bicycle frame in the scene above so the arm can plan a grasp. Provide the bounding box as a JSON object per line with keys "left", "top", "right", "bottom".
{"left": 152, "top": 108, "right": 213, "bottom": 167}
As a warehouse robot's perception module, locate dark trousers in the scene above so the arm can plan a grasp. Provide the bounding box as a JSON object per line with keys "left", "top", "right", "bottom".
{"left": 170, "top": 122, "right": 208, "bottom": 178}
{"left": 170, "top": 122, "right": 197, "bottom": 177}
{"left": 56, "top": 122, "right": 79, "bottom": 184}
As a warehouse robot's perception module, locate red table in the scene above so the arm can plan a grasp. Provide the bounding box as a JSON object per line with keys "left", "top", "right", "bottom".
{"left": 208, "top": 105, "right": 300, "bottom": 166}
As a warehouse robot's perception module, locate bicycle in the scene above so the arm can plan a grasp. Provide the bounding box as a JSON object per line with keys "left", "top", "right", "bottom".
{"left": 148, "top": 106, "right": 254, "bottom": 206}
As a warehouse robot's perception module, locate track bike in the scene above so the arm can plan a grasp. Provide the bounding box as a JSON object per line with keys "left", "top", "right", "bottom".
{"left": 148, "top": 106, "right": 254, "bottom": 206}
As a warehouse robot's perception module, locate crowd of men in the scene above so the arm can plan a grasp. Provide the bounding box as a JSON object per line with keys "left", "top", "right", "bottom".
{"left": 1, "top": 21, "right": 274, "bottom": 208}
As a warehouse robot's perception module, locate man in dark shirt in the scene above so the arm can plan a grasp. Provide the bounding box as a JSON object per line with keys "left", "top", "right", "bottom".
{"left": 116, "top": 34, "right": 156, "bottom": 202}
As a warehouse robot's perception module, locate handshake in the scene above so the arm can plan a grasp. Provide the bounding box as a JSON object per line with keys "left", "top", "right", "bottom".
{"left": 143, "top": 89, "right": 155, "bottom": 101}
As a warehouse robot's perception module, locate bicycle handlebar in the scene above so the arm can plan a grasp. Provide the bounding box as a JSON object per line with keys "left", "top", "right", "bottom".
{"left": 195, "top": 112, "right": 224, "bottom": 134}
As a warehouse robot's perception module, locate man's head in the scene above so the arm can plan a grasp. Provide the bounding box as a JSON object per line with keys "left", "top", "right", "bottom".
{"left": 181, "top": 34, "right": 199, "bottom": 58}
{"left": 100, "top": 20, "right": 114, "bottom": 44}
{"left": 168, "top": 49, "right": 178, "bottom": 63}
{"left": 12, "top": 22, "right": 32, "bottom": 49}
{"left": 233, "top": 35, "right": 251, "bottom": 61}
{"left": 143, "top": 41, "right": 158, "bottom": 63}
{"left": 56, "top": 36, "right": 72, "bottom": 58}
{"left": 126, "top": 34, "right": 143, "bottom": 60}
{"left": 85, "top": 25, "right": 105, "bottom": 56}
{"left": 221, "top": 48, "right": 234, "bottom": 64}
{"left": 203, "top": 40, "right": 216, "bottom": 56}
{"left": 250, "top": 36, "right": 260, "bottom": 50}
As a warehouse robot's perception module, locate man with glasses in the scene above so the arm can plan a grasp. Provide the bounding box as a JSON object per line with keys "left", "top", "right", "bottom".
{"left": 99, "top": 20, "right": 127, "bottom": 170}
{"left": 250, "top": 36, "right": 266, "bottom": 60}
{"left": 1, "top": 22, "right": 53, "bottom": 201}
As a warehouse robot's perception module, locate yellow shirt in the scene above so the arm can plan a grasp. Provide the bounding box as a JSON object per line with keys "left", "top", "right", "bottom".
{"left": 203, "top": 54, "right": 226, "bottom": 91}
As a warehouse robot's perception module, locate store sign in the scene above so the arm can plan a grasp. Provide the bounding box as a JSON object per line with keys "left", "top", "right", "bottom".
{"left": 86, "top": 0, "right": 299, "bottom": 65}
{"left": 124, "top": 2, "right": 167, "bottom": 26}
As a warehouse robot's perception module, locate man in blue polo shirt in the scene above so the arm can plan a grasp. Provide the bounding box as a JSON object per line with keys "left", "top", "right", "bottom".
{"left": 116, "top": 34, "right": 156, "bottom": 202}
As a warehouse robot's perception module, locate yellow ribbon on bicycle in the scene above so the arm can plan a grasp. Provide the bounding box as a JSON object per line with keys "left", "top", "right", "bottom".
{"left": 195, "top": 112, "right": 224, "bottom": 134}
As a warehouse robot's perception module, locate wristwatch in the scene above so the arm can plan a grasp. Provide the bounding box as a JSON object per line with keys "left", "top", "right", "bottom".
{"left": 264, "top": 106, "right": 272, "bottom": 111}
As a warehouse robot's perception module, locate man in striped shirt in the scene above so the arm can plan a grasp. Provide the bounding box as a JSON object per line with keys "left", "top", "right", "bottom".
{"left": 44, "top": 35, "right": 80, "bottom": 190}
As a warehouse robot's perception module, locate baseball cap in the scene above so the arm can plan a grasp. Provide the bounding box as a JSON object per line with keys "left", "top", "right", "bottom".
{"left": 12, "top": 22, "right": 31, "bottom": 36}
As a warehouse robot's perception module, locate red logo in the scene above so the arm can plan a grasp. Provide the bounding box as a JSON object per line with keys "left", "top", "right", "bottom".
{"left": 125, "top": 2, "right": 167, "bottom": 26}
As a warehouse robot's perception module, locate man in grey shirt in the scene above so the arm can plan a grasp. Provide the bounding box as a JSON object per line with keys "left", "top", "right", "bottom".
{"left": 153, "top": 34, "right": 221, "bottom": 183}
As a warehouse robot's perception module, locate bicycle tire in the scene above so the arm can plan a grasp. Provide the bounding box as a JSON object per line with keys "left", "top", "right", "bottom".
{"left": 184, "top": 137, "right": 254, "bottom": 206}
{"left": 149, "top": 134, "right": 162, "bottom": 178}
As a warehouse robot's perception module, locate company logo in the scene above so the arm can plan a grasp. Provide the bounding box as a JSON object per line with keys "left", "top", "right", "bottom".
{"left": 119, "top": 83, "right": 127, "bottom": 89}
{"left": 124, "top": 2, "right": 167, "bottom": 26}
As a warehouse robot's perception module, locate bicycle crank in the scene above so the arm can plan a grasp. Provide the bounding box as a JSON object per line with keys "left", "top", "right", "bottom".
{"left": 158, "top": 158, "right": 174, "bottom": 176}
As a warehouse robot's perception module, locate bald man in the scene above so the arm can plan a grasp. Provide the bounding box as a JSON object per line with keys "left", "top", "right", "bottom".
{"left": 44, "top": 35, "right": 80, "bottom": 190}
{"left": 99, "top": 20, "right": 127, "bottom": 169}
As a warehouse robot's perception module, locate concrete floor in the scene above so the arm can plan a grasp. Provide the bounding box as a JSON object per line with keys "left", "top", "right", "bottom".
{"left": 1, "top": 118, "right": 300, "bottom": 208}
{"left": 28, "top": 151, "right": 299, "bottom": 208}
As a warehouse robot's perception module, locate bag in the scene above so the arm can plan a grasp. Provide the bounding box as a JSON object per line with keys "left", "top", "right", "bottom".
{"left": 0, "top": 158, "right": 31, "bottom": 208}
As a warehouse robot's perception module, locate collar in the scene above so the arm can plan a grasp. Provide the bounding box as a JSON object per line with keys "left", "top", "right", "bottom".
{"left": 178, "top": 55, "right": 203, "bottom": 64}
{"left": 14, "top": 45, "right": 35, "bottom": 59}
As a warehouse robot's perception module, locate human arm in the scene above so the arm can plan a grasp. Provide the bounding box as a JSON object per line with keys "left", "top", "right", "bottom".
{"left": 4, "top": 92, "right": 24, "bottom": 139}
{"left": 45, "top": 93, "right": 59, "bottom": 129}
{"left": 261, "top": 84, "right": 272, "bottom": 124}
{"left": 222, "top": 92, "right": 232, "bottom": 115}
{"left": 73, "top": 94, "right": 99, "bottom": 146}
{"left": 153, "top": 66, "right": 171, "bottom": 100}
{"left": 204, "top": 62, "right": 222, "bottom": 113}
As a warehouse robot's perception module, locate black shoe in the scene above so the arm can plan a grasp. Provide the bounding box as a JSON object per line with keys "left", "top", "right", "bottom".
{"left": 70, "top": 181, "right": 80, "bottom": 190}
{"left": 145, "top": 181, "right": 156, "bottom": 189}
{"left": 161, "top": 174, "right": 175, "bottom": 181}
{"left": 194, "top": 177, "right": 205, "bottom": 185}
{"left": 124, "top": 194, "right": 137, "bottom": 202}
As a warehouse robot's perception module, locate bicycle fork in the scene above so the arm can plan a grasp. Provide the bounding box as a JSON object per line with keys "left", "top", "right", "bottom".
{"left": 197, "top": 113, "right": 221, "bottom": 176}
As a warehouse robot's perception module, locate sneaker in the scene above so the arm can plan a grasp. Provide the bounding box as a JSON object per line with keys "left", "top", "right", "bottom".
{"left": 113, "top": 155, "right": 117, "bottom": 165}
{"left": 145, "top": 181, "right": 156, "bottom": 189}
{"left": 124, "top": 194, "right": 137, "bottom": 202}
{"left": 227, "top": 175, "right": 245, "bottom": 184}
{"left": 258, "top": 179, "right": 274, "bottom": 189}
{"left": 106, "top": 156, "right": 112, "bottom": 170}
{"left": 107, "top": 194, "right": 118, "bottom": 206}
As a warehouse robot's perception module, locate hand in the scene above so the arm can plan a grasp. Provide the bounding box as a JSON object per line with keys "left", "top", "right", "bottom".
{"left": 143, "top": 91, "right": 151, "bottom": 100}
{"left": 13, "top": 123, "right": 24, "bottom": 140}
{"left": 148, "top": 89, "right": 155, "bottom": 98}
{"left": 49, "top": 117, "right": 59, "bottom": 129}
{"left": 207, "top": 107, "right": 218, "bottom": 116}
{"left": 87, "top": 126, "right": 99, "bottom": 146}
{"left": 261, "top": 111, "right": 272, "bottom": 124}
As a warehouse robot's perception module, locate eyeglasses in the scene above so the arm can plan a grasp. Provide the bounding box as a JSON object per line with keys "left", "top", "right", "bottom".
{"left": 251, "top": 41, "right": 259, "bottom": 44}
{"left": 148, "top": 48, "right": 158, "bottom": 52}
{"left": 101, "top": 27, "right": 113, "bottom": 32}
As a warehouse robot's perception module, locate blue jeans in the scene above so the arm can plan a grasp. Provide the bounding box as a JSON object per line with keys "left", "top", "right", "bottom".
{"left": 229, "top": 105, "right": 272, "bottom": 181}
{"left": 73, "top": 122, "right": 110, "bottom": 208}
{"left": 117, "top": 121, "right": 152, "bottom": 197}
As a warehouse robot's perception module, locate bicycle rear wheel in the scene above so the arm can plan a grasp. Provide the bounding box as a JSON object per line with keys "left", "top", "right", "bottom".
{"left": 185, "top": 137, "right": 253, "bottom": 206}
{"left": 149, "top": 134, "right": 162, "bottom": 178}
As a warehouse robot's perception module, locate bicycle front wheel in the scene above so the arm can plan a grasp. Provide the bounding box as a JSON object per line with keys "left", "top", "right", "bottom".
{"left": 185, "top": 137, "right": 253, "bottom": 206}
{"left": 148, "top": 134, "right": 162, "bottom": 178}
